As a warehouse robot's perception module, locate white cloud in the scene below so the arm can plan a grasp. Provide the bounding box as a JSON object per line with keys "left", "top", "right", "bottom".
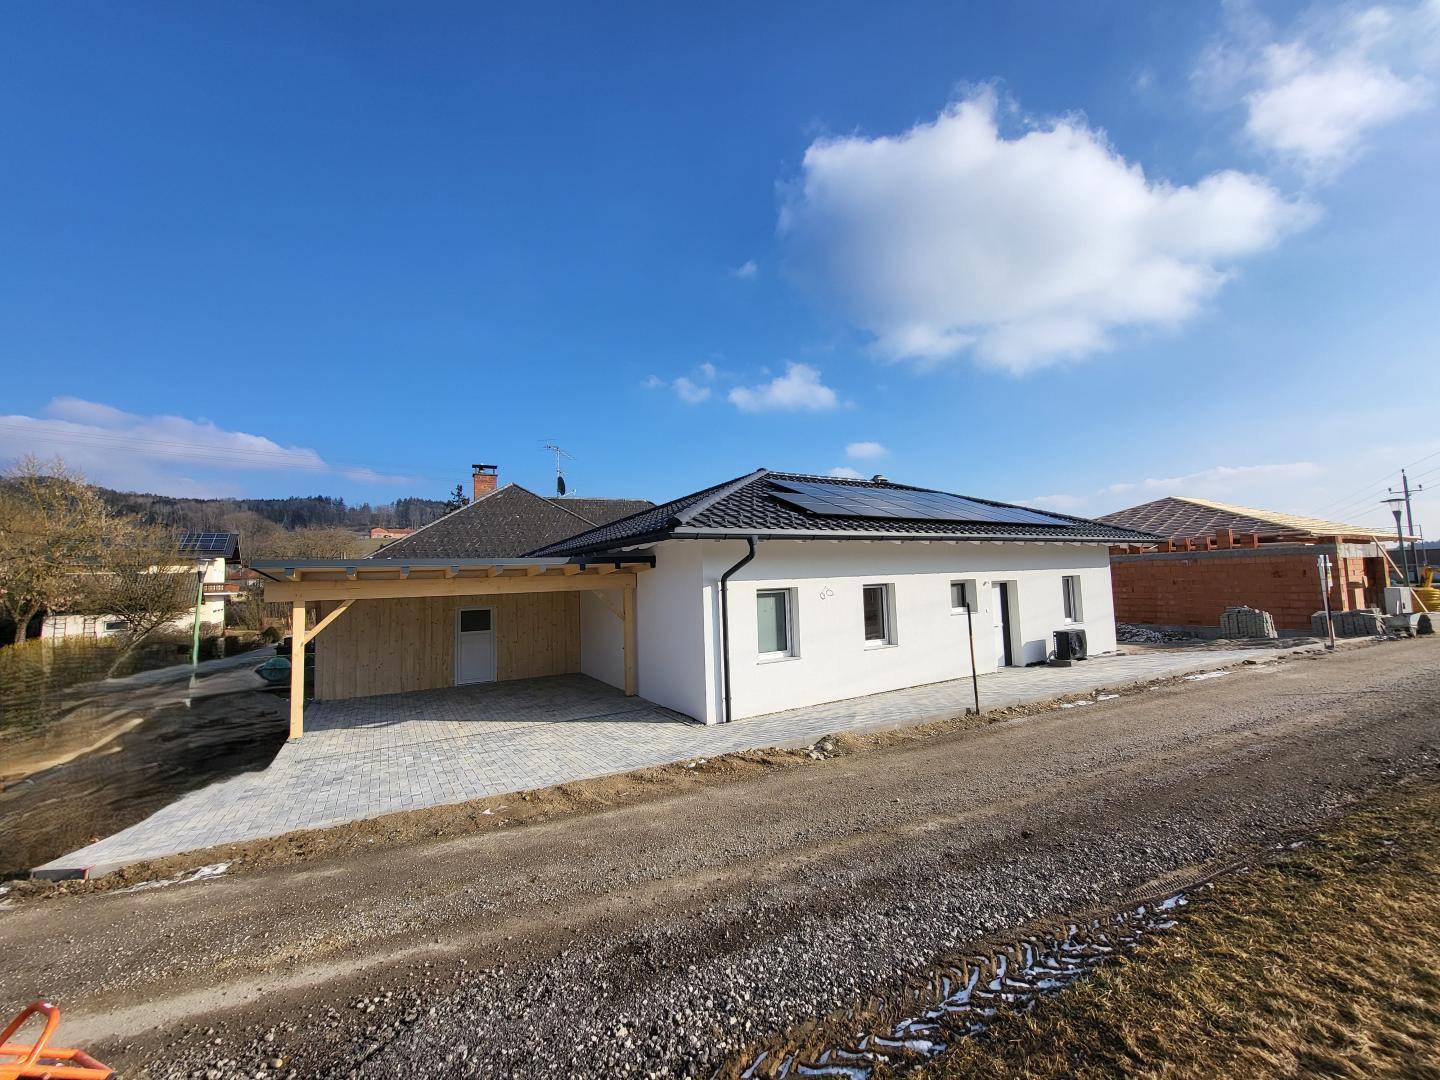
{"left": 1030, "top": 461, "right": 1325, "bottom": 518}
{"left": 728, "top": 362, "right": 840, "bottom": 412}
{"left": 645, "top": 363, "right": 718, "bottom": 404}
{"left": 671, "top": 376, "right": 711, "bottom": 404}
{"left": 826, "top": 466, "right": 864, "bottom": 478}
{"left": 1199, "top": 0, "right": 1440, "bottom": 176}
{"left": 845, "top": 440, "right": 888, "bottom": 460}
{"left": 732, "top": 260, "right": 759, "bottom": 279}
{"left": 0, "top": 397, "right": 413, "bottom": 496}
{"left": 779, "top": 88, "right": 1309, "bottom": 373}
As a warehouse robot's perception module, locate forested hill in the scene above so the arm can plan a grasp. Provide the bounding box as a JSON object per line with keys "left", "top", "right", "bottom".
{"left": 95, "top": 487, "right": 450, "bottom": 533}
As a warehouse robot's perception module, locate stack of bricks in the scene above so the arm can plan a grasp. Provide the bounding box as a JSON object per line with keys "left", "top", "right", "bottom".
{"left": 1314, "top": 608, "right": 1385, "bottom": 637}
{"left": 1220, "top": 605, "right": 1278, "bottom": 639}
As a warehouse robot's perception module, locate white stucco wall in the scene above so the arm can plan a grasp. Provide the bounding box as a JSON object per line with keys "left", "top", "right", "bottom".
{"left": 579, "top": 590, "right": 625, "bottom": 691}
{"left": 690, "top": 539, "right": 1116, "bottom": 723}
{"left": 635, "top": 541, "right": 710, "bottom": 722}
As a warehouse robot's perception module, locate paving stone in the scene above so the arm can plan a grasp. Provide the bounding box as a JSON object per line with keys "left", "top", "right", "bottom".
{"left": 37, "top": 648, "right": 1295, "bottom": 875}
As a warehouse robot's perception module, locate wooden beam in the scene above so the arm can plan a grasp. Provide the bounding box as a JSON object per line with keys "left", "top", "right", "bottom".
{"left": 561, "top": 564, "right": 582, "bottom": 575}
{"left": 288, "top": 598, "right": 306, "bottom": 740}
{"left": 525, "top": 564, "right": 546, "bottom": 576}
{"left": 307, "top": 599, "right": 355, "bottom": 642}
{"left": 622, "top": 583, "right": 637, "bottom": 697}
{"left": 445, "top": 565, "right": 460, "bottom": 579}
{"left": 590, "top": 564, "right": 616, "bottom": 575}
{"left": 263, "top": 571, "right": 638, "bottom": 604}
{"left": 591, "top": 590, "right": 624, "bottom": 620}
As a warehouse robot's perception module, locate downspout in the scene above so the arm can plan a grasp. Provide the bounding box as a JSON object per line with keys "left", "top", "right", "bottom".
{"left": 719, "top": 536, "right": 758, "bottom": 724}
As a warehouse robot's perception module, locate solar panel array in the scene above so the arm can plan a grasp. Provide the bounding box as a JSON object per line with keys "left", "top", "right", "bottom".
{"left": 178, "top": 532, "right": 236, "bottom": 555}
{"left": 769, "top": 479, "right": 1074, "bottom": 527}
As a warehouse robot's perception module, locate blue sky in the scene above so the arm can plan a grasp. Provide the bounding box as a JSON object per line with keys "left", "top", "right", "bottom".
{"left": 3, "top": 1, "right": 1439, "bottom": 534}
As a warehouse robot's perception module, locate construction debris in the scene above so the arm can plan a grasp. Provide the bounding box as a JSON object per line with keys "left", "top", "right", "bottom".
{"left": 1220, "top": 606, "right": 1278, "bottom": 640}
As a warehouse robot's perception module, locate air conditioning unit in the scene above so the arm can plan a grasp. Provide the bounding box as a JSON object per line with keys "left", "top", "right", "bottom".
{"left": 1052, "top": 628, "right": 1088, "bottom": 665}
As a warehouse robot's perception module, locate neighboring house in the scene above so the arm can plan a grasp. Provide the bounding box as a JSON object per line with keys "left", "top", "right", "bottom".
{"left": 367, "top": 464, "right": 653, "bottom": 560}
{"left": 369, "top": 526, "right": 416, "bottom": 540}
{"left": 254, "top": 469, "right": 1151, "bottom": 737}
{"left": 1099, "top": 496, "right": 1407, "bottom": 632}
{"left": 41, "top": 532, "right": 243, "bottom": 642}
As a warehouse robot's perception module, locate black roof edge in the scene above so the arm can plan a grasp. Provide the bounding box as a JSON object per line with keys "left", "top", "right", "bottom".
{"left": 249, "top": 553, "right": 655, "bottom": 570}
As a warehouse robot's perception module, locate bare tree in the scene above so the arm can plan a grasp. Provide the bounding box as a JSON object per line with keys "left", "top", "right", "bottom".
{"left": 247, "top": 527, "right": 369, "bottom": 559}
{"left": 77, "top": 521, "right": 199, "bottom": 675}
{"left": 0, "top": 456, "right": 110, "bottom": 644}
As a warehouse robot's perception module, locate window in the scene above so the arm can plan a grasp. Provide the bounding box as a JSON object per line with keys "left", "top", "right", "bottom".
{"left": 103, "top": 620, "right": 130, "bottom": 633}
{"left": 862, "top": 583, "right": 895, "bottom": 645}
{"left": 950, "top": 580, "right": 976, "bottom": 612}
{"left": 459, "top": 608, "right": 492, "bottom": 633}
{"left": 1061, "top": 575, "right": 1083, "bottom": 622}
{"left": 756, "top": 589, "right": 796, "bottom": 659}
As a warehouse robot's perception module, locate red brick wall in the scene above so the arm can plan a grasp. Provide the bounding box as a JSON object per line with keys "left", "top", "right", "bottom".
{"left": 1110, "top": 550, "right": 1379, "bottom": 632}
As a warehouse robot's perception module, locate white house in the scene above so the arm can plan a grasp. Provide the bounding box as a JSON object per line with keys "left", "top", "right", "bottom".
{"left": 41, "top": 532, "right": 241, "bottom": 643}
{"left": 255, "top": 469, "right": 1155, "bottom": 738}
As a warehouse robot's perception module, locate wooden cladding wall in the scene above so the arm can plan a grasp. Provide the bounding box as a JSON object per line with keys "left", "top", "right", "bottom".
{"left": 314, "top": 592, "right": 581, "bottom": 700}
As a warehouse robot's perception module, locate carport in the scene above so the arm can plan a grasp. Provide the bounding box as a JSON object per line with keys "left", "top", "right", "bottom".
{"left": 252, "top": 555, "right": 653, "bottom": 739}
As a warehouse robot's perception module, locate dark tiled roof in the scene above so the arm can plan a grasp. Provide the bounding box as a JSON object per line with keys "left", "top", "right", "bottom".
{"left": 1098, "top": 496, "right": 1398, "bottom": 542}
{"left": 544, "top": 497, "right": 653, "bottom": 526}
{"left": 530, "top": 470, "right": 1157, "bottom": 555}
{"left": 368, "top": 485, "right": 655, "bottom": 559}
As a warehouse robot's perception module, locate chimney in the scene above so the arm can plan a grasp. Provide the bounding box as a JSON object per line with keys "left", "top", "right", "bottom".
{"left": 471, "top": 463, "right": 498, "bottom": 501}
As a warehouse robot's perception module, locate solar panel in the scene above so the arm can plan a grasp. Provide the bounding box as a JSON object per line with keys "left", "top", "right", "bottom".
{"left": 770, "top": 480, "right": 1074, "bottom": 527}
{"left": 178, "top": 532, "right": 236, "bottom": 555}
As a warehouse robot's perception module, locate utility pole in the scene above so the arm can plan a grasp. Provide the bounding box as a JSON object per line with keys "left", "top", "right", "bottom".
{"left": 1385, "top": 501, "right": 1411, "bottom": 590}
{"left": 1389, "top": 469, "right": 1423, "bottom": 586}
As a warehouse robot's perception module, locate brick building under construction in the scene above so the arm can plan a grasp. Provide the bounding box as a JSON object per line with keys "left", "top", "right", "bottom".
{"left": 1098, "top": 497, "right": 1403, "bottom": 634}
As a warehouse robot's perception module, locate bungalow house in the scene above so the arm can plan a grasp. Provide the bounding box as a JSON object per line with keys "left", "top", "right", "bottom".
{"left": 41, "top": 531, "right": 242, "bottom": 642}
{"left": 253, "top": 469, "right": 1153, "bottom": 738}
{"left": 1099, "top": 496, "right": 1406, "bottom": 633}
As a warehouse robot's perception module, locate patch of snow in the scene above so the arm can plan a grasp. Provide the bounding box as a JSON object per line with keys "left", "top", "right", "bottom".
{"left": 1183, "top": 670, "right": 1230, "bottom": 682}
{"left": 115, "top": 862, "right": 230, "bottom": 895}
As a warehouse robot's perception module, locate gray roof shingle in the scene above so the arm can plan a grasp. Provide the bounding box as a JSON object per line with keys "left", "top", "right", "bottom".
{"left": 368, "top": 485, "right": 654, "bottom": 559}
{"left": 529, "top": 470, "right": 1157, "bottom": 555}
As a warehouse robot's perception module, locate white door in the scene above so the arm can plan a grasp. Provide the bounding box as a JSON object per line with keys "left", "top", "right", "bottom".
{"left": 991, "top": 582, "right": 1014, "bottom": 667}
{"left": 455, "top": 607, "right": 496, "bottom": 684}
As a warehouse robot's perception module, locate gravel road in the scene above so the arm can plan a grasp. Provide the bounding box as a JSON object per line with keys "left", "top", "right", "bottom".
{"left": 3, "top": 639, "right": 1437, "bottom": 1078}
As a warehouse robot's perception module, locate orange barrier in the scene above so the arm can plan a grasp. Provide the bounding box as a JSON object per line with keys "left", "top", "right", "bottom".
{"left": 0, "top": 1002, "right": 112, "bottom": 1080}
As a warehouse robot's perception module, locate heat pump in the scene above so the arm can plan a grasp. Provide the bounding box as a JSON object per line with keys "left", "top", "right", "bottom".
{"left": 1053, "top": 628, "right": 1088, "bottom": 663}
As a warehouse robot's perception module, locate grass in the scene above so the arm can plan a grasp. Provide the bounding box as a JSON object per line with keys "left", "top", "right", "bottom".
{"left": 915, "top": 779, "right": 1440, "bottom": 1080}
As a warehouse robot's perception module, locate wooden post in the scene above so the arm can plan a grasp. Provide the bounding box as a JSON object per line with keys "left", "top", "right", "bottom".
{"left": 289, "top": 598, "right": 307, "bottom": 740}
{"left": 622, "top": 583, "right": 637, "bottom": 697}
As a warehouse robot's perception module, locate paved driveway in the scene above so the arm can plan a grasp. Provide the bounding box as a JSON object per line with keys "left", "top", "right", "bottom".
{"left": 37, "top": 644, "right": 1316, "bottom": 877}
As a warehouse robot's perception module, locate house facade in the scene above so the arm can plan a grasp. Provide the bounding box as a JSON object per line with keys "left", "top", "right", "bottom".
{"left": 255, "top": 469, "right": 1150, "bottom": 737}
{"left": 41, "top": 532, "right": 241, "bottom": 642}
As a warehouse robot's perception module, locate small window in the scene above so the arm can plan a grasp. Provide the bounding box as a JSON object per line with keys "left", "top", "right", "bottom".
{"left": 1062, "top": 576, "right": 1082, "bottom": 622}
{"left": 103, "top": 620, "right": 130, "bottom": 632}
{"left": 950, "top": 580, "right": 976, "bottom": 612}
{"left": 459, "top": 608, "right": 492, "bottom": 633}
{"left": 756, "top": 589, "right": 795, "bottom": 659}
{"left": 862, "top": 583, "right": 894, "bottom": 645}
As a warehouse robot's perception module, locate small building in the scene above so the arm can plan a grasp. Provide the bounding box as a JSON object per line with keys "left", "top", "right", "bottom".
{"left": 1098, "top": 497, "right": 1405, "bottom": 633}
{"left": 254, "top": 468, "right": 1152, "bottom": 738}
{"left": 368, "top": 526, "right": 416, "bottom": 540}
{"left": 41, "top": 532, "right": 243, "bottom": 642}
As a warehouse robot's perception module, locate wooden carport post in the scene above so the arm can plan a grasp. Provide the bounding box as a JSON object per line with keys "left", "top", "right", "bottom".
{"left": 289, "top": 599, "right": 307, "bottom": 740}
{"left": 622, "top": 582, "right": 637, "bottom": 697}
{"left": 288, "top": 598, "right": 356, "bottom": 740}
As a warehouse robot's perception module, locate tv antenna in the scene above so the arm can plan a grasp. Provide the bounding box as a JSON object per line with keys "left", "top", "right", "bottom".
{"left": 542, "top": 442, "right": 574, "bottom": 496}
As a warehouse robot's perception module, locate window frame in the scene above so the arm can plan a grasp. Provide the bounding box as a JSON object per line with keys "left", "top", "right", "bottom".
{"left": 755, "top": 587, "right": 798, "bottom": 662}
{"left": 1061, "top": 575, "right": 1083, "bottom": 623}
{"left": 861, "top": 582, "right": 897, "bottom": 647}
{"left": 949, "top": 579, "right": 977, "bottom": 614}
